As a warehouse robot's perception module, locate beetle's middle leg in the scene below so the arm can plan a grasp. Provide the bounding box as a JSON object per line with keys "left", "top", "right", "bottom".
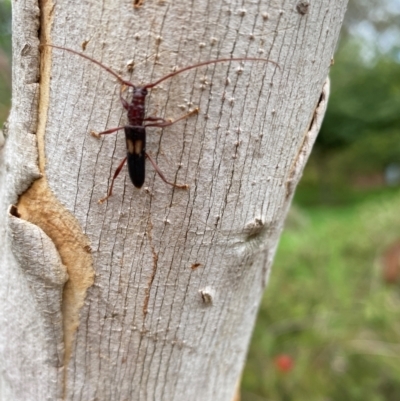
{"left": 91, "top": 126, "right": 126, "bottom": 138}
{"left": 144, "top": 108, "right": 199, "bottom": 128}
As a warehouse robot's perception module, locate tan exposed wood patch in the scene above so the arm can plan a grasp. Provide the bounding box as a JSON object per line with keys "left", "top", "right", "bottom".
{"left": 133, "top": 0, "right": 145, "bottom": 8}
{"left": 16, "top": 0, "right": 95, "bottom": 397}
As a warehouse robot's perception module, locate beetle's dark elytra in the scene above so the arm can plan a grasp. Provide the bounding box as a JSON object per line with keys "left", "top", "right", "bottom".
{"left": 125, "top": 126, "right": 146, "bottom": 188}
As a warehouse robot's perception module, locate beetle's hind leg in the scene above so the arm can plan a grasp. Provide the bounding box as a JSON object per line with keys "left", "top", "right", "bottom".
{"left": 145, "top": 152, "right": 189, "bottom": 190}
{"left": 98, "top": 157, "right": 127, "bottom": 204}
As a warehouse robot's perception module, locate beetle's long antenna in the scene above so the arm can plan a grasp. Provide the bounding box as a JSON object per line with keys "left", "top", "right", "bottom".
{"left": 143, "top": 58, "right": 279, "bottom": 89}
{"left": 42, "top": 44, "right": 135, "bottom": 88}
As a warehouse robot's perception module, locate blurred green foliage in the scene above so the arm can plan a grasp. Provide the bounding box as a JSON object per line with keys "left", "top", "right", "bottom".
{"left": 318, "top": 43, "right": 400, "bottom": 151}
{"left": 0, "top": 0, "right": 11, "bottom": 125}
{"left": 243, "top": 3, "right": 400, "bottom": 399}
{"left": 0, "top": 0, "right": 11, "bottom": 55}
{"left": 297, "top": 35, "right": 400, "bottom": 205}
{"left": 242, "top": 190, "right": 400, "bottom": 401}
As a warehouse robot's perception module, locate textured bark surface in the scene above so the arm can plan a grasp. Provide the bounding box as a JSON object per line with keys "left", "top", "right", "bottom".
{"left": 0, "top": 0, "right": 346, "bottom": 400}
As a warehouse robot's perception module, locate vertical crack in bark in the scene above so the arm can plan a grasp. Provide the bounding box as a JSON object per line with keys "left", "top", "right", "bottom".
{"left": 285, "top": 78, "right": 330, "bottom": 200}
{"left": 15, "top": 0, "right": 95, "bottom": 398}
{"left": 143, "top": 218, "right": 158, "bottom": 320}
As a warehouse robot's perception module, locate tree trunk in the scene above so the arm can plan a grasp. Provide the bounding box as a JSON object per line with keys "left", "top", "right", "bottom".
{"left": 0, "top": 0, "right": 346, "bottom": 400}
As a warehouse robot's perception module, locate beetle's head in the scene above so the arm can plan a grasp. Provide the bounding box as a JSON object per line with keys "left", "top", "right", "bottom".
{"left": 132, "top": 87, "right": 148, "bottom": 99}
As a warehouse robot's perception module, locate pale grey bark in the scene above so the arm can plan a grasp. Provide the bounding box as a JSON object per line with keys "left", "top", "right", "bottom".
{"left": 0, "top": 0, "right": 345, "bottom": 400}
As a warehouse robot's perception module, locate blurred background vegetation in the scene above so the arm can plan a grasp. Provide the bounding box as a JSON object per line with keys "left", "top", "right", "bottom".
{"left": 0, "top": 0, "right": 11, "bottom": 126}
{"left": 1, "top": 0, "right": 399, "bottom": 400}
{"left": 242, "top": 1, "right": 400, "bottom": 400}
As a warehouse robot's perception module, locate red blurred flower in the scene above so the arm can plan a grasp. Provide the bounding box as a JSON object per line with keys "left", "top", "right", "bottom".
{"left": 274, "top": 354, "right": 294, "bottom": 373}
